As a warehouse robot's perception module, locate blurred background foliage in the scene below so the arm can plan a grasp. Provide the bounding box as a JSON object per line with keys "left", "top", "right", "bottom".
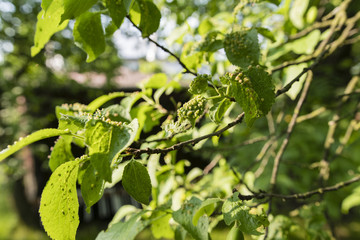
{"left": 1, "top": 0, "right": 360, "bottom": 239}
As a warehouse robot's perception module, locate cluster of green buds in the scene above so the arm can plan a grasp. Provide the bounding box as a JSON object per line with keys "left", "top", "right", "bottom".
{"left": 177, "top": 96, "right": 207, "bottom": 126}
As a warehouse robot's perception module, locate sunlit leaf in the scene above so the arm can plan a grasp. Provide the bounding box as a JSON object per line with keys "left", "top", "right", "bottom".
{"left": 39, "top": 160, "right": 79, "bottom": 240}
{"left": 0, "top": 129, "right": 70, "bottom": 162}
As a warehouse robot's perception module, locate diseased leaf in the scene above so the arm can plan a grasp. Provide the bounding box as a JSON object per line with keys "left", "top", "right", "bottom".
{"left": 49, "top": 136, "right": 74, "bottom": 171}
{"left": 0, "top": 129, "right": 70, "bottom": 162}
{"left": 222, "top": 193, "right": 268, "bottom": 236}
{"left": 227, "top": 66, "right": 275, "bottom": 126}
{"left": 137, "top": 0, "right": 161, "bottom": 37}
{"left": 122, "top": 160, "right": 152, "bottom": 205}
{"left": 173, "top": 197, "right": 209, "bottom": 240}
{"left": 224, "top": 29, "right": 260, "bottom": 68}
{"left": 189, "top": 74, "right": 210, "bottom": 95}
{"left": 85, "top": 119, "right": 139, "bottom": 182}
{"left": 81, "top": 163, "right": 105, "bottom": 211}
{"left": 96, "top": 211, "right": 151, "bottom": 240}
{"left": 73, "top": 12, "right": 105, "bottom": 62}
{"left": 39, "top": 161, "right": 79, "bottom": 240}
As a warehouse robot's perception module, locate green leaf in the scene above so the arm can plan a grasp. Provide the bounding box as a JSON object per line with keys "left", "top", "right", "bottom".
{"left": 122, "top": 160, "right": 152, "bottom": 205}
{"left": 0, "top": 129, "right": 70, "bottom": 162}
{"left": 81, "top": 163, "right": 105, "bottom": 211}
{"left": 283, "top": 63, "right": 308, "bottom": 100}
{"left": 226, "top": 225, "right": 244, "bottom": 240}
{"left": 192, "top": 198, "right": 222, "bottom": 226}
{"left": 209, "top": 98, "right": 232, "bottom": 123}
{"left": 139, "top": 73, "right": 168, "bottom": 89}
{"left": 137, "top": 0, "right": 161, "bottom": 37}
{"left": 173, "top": 197, "right": 209, "bottom": 240}
{"left": 289, "top": 30, "right": 321, "bottom": 55}
{"left": 61, "top": 0, "right": 98, "bottom": 22}
{"left": 73, "top": 12, "right": 105, "bottom": 62}
{"left": 85, "top": 119, "right": 139, "bottom": 182}
{"left": 199, "top": 31, "right": 224, "bottom": 52}
{"left": 101, "top": 105, "right": 132, "bottom": 123}
{"left": 49, "top": 136, "right": 74, "bottom": 172}
{"left": 105, "top": 0, "right": 134, "bottom": 27}
{"left": 189, "top": 74, "right": 210, "bottom": 95}
{"left": 87, "top": 92, "right": 127, "bottom": 113}
{"left": 222, "top": 193, "right": 268, "bottom": 236}
{"left": 256, "top": 27, "right": 276, "bottom": 42}
{"left": 228, "top": 66, "right": 275, "bottom": 126}
{"left": 175, "top": 225, "right": 187, "bottom": 240}
{"left": 224, "top": 29, "right": 260, "bottom": 68}
{"left": 150, "top": 212, "right": 174, "bottom": 239}
{"left": 289, "top": 0, "right": 309, "bottom": 29}
{"left": 342, "top": 186, "right": 360, "bottom": 214}
{"left": 31, "top": 9, "right": 68, "bottom": 56}
{"left": 96, "top": 211, "right": 151, "bottom": 240}
{"left": 39, "top": 160, "right": 79, "bottom": 240}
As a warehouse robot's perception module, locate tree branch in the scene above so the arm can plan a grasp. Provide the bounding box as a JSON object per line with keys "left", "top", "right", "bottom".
{"left": 270, "top": 71, "right": 313, "bottom": 190}
{"left": 127, "top": 112, "right": 245, "bottom": 156}
{"left": 238, "top": 175, "right": 360, "bottom": 201}
{"left": 127, "top": 16, "right": 197, "bottom": 77}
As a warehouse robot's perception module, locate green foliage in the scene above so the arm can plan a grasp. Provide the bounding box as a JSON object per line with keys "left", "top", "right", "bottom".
{"left": 122, "top": 160, "right": 152, "bottom": 205}
{"left": 73, "top": 12, "right": 105, "bottom": 62}
{"left": 137, "top": 0, "right": 161, "bottom": 37}
{"left": 189, "top": 74, "right": 211, "bottom": 95}
{"left": 222, "top": 193, "right": 269, "bottom": 235}
{"left": 0, "top": 129, "right": 71, "bottom": 162}
{"left": 96, "top": 211, "right": 151, "bottom": 240}
{"left": 105, "top": 0, "right": 133, "bottom": 27}
{"left": 39, "top": 160, "right": 80, "bottom": 240}
{"left": 2, "top": 0, "right": 360, "bottom": 239}
{"left": 173, "top": 197, "right": 209, "bottom": 240}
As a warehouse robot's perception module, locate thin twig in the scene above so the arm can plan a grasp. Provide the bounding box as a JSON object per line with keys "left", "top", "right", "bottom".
{"left": 127, "top": 16, "right": 197, "bottom": 76}
{"left": 238, "top": 175, "right": 360, "bottom": 201}
{"left": 270, "top": 71, "right": 313, "bottom": 190}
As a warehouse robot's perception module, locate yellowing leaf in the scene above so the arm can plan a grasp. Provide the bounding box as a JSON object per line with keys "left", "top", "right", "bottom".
{"left": 39, "top": 161, "right": 80, "bottom": 240}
